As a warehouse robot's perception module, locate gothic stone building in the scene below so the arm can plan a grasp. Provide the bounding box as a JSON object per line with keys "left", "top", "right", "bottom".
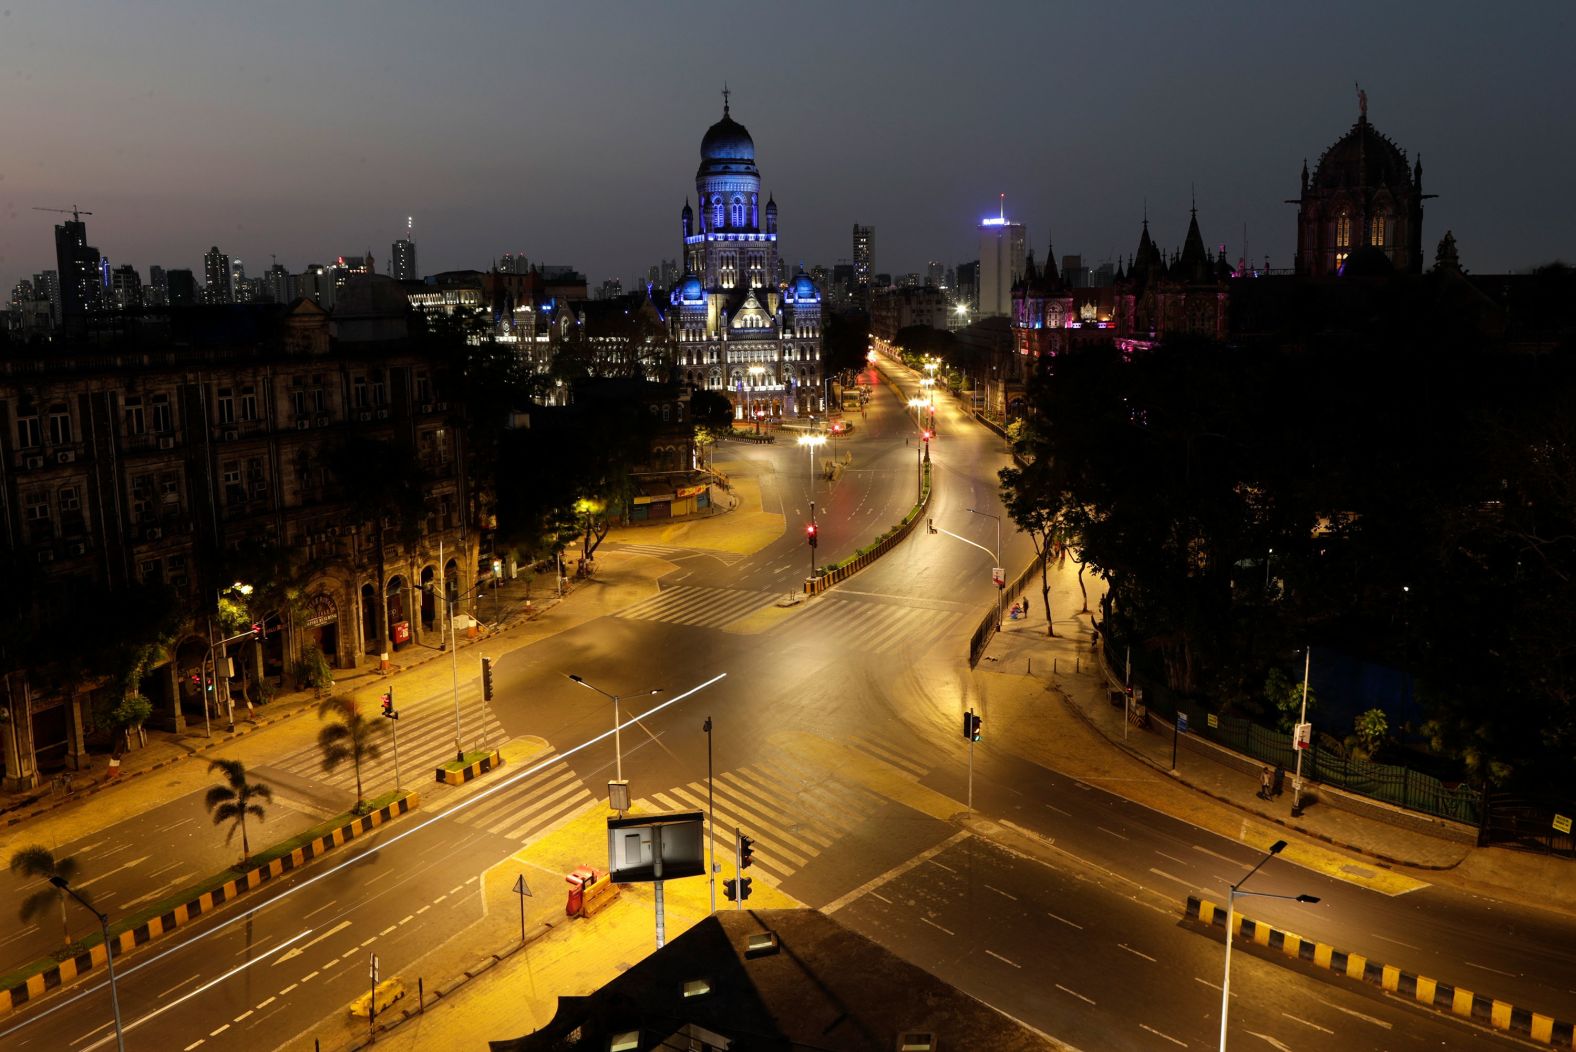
{"left": 668, "top": 100, "right": 825, "bottom": 421}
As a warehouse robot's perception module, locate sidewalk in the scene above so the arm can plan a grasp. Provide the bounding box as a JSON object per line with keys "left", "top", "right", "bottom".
{"left": 973, "top": 566, "right": 1576, "bottom": 916}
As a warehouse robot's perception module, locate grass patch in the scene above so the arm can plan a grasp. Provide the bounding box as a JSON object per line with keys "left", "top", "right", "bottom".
{"left": 440, "top": 749, "right": 495, "bottom": 773}
{"left": 0, "top": 789, "right": 413, "bottom": 993}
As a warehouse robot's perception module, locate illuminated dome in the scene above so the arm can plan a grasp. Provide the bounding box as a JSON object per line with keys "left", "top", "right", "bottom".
{"left": 676, "top": 274, "right": 705, "bottom": 302}
{"left": 790, "top": 272, "right": 819, "bottom": 301}
{"left": 1310, "top": 117, "right": 1411, "bottom": 193}
{"left": 701, "top": 111, "right": 755, "bottom": 162}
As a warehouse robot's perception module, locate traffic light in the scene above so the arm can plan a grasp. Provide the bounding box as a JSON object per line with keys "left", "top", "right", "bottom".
{"left": 806, "top": 522, "right": 818, "bottom": 548}
{"left": 739, "top": 833, "right": 754, "bottom": 869}
{"left": 250, "top": 621, "right": 265, "bottom": 640}
{"left": 481, "top": 657, "right": 494, "bottom": 701}
{"left": 738, "top": 876, "right": 752, "bottom": 900}
{"left": 380, "top": 690, "right": 398, "bottom": 719}
{"left": 724, "top": 877, "right": 737, "bottom": 901}
{"left": 963, "top": 709, "right": 981, "bottom": 742}
{"left": 922, "top": 429, "right": 933, "bottom": 442}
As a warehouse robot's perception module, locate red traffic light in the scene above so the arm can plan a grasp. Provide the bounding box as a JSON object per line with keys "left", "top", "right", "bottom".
{"left": 250, "top": 621, "right": 265, "bottom": 639}
{"left": 922, "top": 430, "right": 933, "bottom": 441}
{"left": 806, "top": 522, "right": 818, "bottom": 548}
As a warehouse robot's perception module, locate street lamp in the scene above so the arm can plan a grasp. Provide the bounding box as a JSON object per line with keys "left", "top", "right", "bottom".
{"left": 50, "top": 876, "right": 124, "bottom": 1052}
{"left": 1217, "top": 840, "right": 1319, "bottom": 1051}
{"left": 567, "top": 674, "right": 659, "bottom": 808}
{"left": 907, "top": 397, "right": 931, "bottom": 499}
{"left": 213, "top": 581, "right": 254, "bottom": 732}
{"left": 797, "top": 432, "right": 826, "bottom": 492}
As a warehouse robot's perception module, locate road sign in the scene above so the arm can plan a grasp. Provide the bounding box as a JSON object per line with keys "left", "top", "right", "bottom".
{"left": 370, "top": 953, "right": 379, "bottom": 982}
{"left": 992, "top": 567, "right": 1005, "bottom": 587}
{"left": 512, "top": 874, "right": 533, "bottom": 897}
{"left": 1294, "top": 722, "right": 1313, "bottom": 750}
{"left": 1555, "top": 814, "right": 1572, "bottom": 835}
{"left": 1207, "top": 713, "right": 1219, "bottom": 729}
{"left": 1176, "top": 712, "right": 1189, "bottom": 734}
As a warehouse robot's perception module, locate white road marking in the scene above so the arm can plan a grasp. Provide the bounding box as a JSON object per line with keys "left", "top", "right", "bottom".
{"left": 1044, "top": 803, "right": 1071, "bottom": 816}
{"left": 1317, "top": 997, "right": 1392, "bottom": 1029}
{"left": 360, "top": 937, "right": 375, "bottom": 948}
{"left": 273, "top": 919, "right": 351, "bottom": 964}
{"left": 920, "top": 917, "right": 955, "bottom": 936}
{"left": 1119, "top": 944, "right": 1157, "bottom": 962}
{"left": 319, "top": 956, "right": 340, "bottom": 971}
{"left": 985, "top": 950, "right": 1021, "bottom": 968}
{"left": 1097, "top": 826, "right": 1129, "bottom": 840}
{"left": 184, "top": 1041, "right": 204, "bottom": 1051}
{"left": 1194, "top": 977, "right": 1226, "bottom": 994}
{"left": 279, "top": 984, "right": 298, "bottom": 995}
{"left": 1369, "top": 933, "right": 1420, "bottom": 951}
{"left": 1281, "top": 1013, "right": 1333, "bottom": 1033}
{"left": 1244, "top": 1033, "right": 1291, "bottom": 1050}
{"left": 416, "top": 904, "right": 431, "bottom": 915}
{"left": 303, "top": 900, "right": 337, "bottom": 919}
{"left": 1140, "top": 1023, "right": 1187, "bottom": 1046}
{"left": 1055, "top": 984, "right": 1095, "bottom": 1005}
{"left": 1148, "top": 867, "right": 1196, "bottom": 889}
{"left": 1155, "top": 851, "right": 1188, "bottom": 866}
{"left": 71, "top": 1019, "right": 113, "bottom": 1045}
{"left": 984, "top": 884, "right": 1018, "bottom": 901}
{"left": 233, "top": 1010, "right": 253, "bottom": 1023}
{"left": 870, "top": 892, "right": 892, "bottom": 904}
{"left": 1046, "top": 911, "right": 1084, "bottom": 930}
{"left": 1466, "top": 960, "right": 1518, "bottom": 978}
{"left": 434, "top": 893, "right": 447, "bottom": 902}
{"left": 400, "top": 914, "right": 415, "bottom": 924}
{"left": 209, "top": 1024, "right": 230, "bottom": 1037}
{"left": 158, "top": 974, "right": 200, "bottom": 998}
{"left": 928, "top": 860, "right": 956, "bottom": 873}
{"left": 1191, "top": 844, "right": 1244, "bottom": 865}
{"left": 256, "top": 997, "right": 276, "bottom": 1009}
{"left": 450, "top": 885, "right": 464, "bottom": 895}
{"left": 380, "top": 925, "right": 397, "bottom": 936}
{"left": 340, "top": 948, "right": 358, "bottom": 960}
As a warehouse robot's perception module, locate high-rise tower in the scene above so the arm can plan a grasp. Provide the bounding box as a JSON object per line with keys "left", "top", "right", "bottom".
{"left": 393, "top": 217, "right": 418, "bottom": 280}
{"left": 977, "top": 195, "right": 1025, "bottom": 317}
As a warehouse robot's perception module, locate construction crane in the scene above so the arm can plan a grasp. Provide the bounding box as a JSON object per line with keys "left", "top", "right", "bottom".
{"left": 32, "top": 205, "right": 93, "bottom": 222}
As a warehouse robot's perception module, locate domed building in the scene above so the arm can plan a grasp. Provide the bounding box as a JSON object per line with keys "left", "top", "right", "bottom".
{"left": 1293, "top": 95, "right": 1431, "bottom": 277}
{"left": 669, "top": 96, "right": 824, "bottom": 421}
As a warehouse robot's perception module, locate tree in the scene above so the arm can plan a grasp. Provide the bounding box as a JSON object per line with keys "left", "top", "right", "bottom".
{"left": 821, "top": 309, "right": 871, "bottom": 379}
{"left": 689, "top": 390, "right": 735, "bottom": 433}
{"left": 1350, "top": 708, "right": 1389, "bottom": 761}
{"left": 1000, "top": 456, "right": 1068, "bottom": 638}
{"left": 9, "top": 845, "right": 80, "bottom": 946}
{"left": 317, "top": 696, "right": 381, "bottom": 811}
{"left": 205, "top": 759, "right": 272, "bottom": 864}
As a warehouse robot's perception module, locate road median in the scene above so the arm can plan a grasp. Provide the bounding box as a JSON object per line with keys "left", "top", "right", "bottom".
{"left": 0, "top": 789, "right": 419, "bottom": 1017}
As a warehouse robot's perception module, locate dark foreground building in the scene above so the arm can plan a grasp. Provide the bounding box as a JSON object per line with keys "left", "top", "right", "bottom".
{"left": 491, "top": 908, "right": 1060, "bottom": 1052}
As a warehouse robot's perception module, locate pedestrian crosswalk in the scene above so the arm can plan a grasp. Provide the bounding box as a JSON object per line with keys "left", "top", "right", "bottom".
{"left": 605, "top": 542, "right": 745, "bottom": 566}
{"left": 262, "top": 687, "right": 506, "bottom": 798}
{"left": 447, "top": 751, "right": 595, "bottom": 841}
{"left": 632, "top": 739, "right": 926, "bottom": 884}
{"left": 614, "top": 585, "right": 783, "bottom": 629}
{"left": 774, "top": 596, "right": 971, "bottom": 657}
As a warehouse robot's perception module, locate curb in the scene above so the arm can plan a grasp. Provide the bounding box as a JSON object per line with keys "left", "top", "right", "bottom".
{"left": 437, "top": 749, "right": 503, "bottom": 786}
{"left": 0, "top": 792, "right": 420, "bottom": 1018}
{"left": 1184, "top": 896, "right": 1576, "bottom": 1046}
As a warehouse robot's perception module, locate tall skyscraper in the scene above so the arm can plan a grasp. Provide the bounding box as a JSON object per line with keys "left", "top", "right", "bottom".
{"left": 852, "top": 224, "right": 874, "bottom": 293}
{"left": 110, "top": 265, "right": 143, "bottom": 309}
{"left": 146, "top": 265, "right": 169, "bottom": 307}
{"left": 265, "top": 263, "right": 294, "bottom": 304}
{"left": 204, "top": 246, "right": 232, "bottom": 303}
{"left": 393, "top": 218, "right": 418, "bottom": 280}
{"left": 54, "top": 218, "right": 102, "bottom": 323}
{"left": 926, "top": 260, "right": 945, "bottom": 287}
{"left": 166, "top": 269, "right": 198, "bottom": 306}
{"left": 34, "top": 270, "right": 61, "bottom": 325}
{"left": 977, "top": 197, "right": 1025, "bottom": 317}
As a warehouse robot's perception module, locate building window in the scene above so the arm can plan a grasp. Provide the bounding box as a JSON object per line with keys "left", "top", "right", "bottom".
{"left": 240, "top": 385, "right": 258, "bottom": 422}
{"left": 1335, "top": 212, "right": 1351, "bottom": 248}
{"left": 49, "top": 405, "right": 72, "bottom": 445}
{"left": 139, "top": 559, "right": 163, "bottom": 584}
{"left": 353, "top": 376, "right": 369, "bottom": 408}
{"left": 713, "top": 197, "right": 724, "bottom": 229}
{"left": 58, "top": 484, "right": 80, "bottom": 512}
{"left": 217, "top": 386, "right": 235, "bottom": 424}
{"left": 159, "top": 470, "right": 182, "bottom": 506}
{"left": 152, "top": 394, "right": 172, "bottom": 433}
{"left": 1370, "top": 214, "right": 1387, "bottom": 247}
{"left": 131, "top": 474, "right": 154, "bottom": 520}
{"left": 731, "top": 196, "right": 744, "bottom": 227}
{"left": 25, "top": 489, "right": 52, "bottom": 543}
{"left": 292, "top": 389, "right": 309, "bottom": 416}
{"left": 124, "top": 398, "right": 146, "bottom": 436}
{"left": 221, "top": 460, "right": 243, "bottom": 505}
{"left": 247, "top": 456, "right": 267, "bottom": 499}
{"left": 415, "top": 370, "right": 432, "bottom": 403}
{"left": 17, "top": 414, "right": 42, "bottom": 449}
{"left": 371, "top": 372, "right": 386, "bottom": 406}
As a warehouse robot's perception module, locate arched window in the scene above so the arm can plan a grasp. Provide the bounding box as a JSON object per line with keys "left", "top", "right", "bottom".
{"left": 1369, "top": 212, "right": 1387, "bottom": 247}
{"left": 1335, "top": 212, "right": 1351, "bottom": 248}
{"left": 731, "top": 196, "right": 744, "bottom": 228}
{"left": 713, "top": 196, "right": 724, "bottom": 229}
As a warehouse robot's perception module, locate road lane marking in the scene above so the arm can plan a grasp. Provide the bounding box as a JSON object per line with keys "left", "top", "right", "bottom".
{"left": 279, "top": 984, "right": 298, "bottom": 995}
{"left": 1046, "top": 912, "right": 1084, "bottom": 930}
{"left": 184, "top": 1042, "right": 204, "bottom": 1051}
{"left": 274, "top": 919, "right": 351, "bottom": 964}
{"left": 434, "top": 893, "right": 447, "bottom": 902}
{"left": 300, "top": 971, "right": 319, "bottom": 982}
{"left": 1119, "top": 944, "right": 1157, "bottom": 962}
{"left": 1370, "top": 933, "right": 1420, "bottom": 950}
{"left": 158, "top": 974, "right": 200, "bottom": 998}
{"left": 340, "top": 948, "right": 358, "bottom": 960}
{"left": 320, "top": 957, "right": 340, "bottom": 970}
{"left": 256, "top": 997, "right": 276, "bottom": 1009}
{"left": 928, "top": 860, "right": 956, "bottom": 873}
{"left": 71, "top": 1019, "right": 114, "bottom": 1045}
{"left": 1155, "top": 851, "right": 1188, "bottom": 866}
{"left": 870, "top": 892, "right": 892, "bottom": 904}
{"left": 1044, "top": 803, "right": 1071, "bottom": 816}
{"left": 1097, "top": 826, "right": 1129, "bottom": 840}
{"left": 360, "top": 937, "right": 375, "bottom": 948}
{"left": 304, "top": 899, "right": 337, "bottom": 918}
{"left": 1282, "top": 1013, "right": 1333, "bottom": 1033}
{"left": 450, "top": 885, "right": 464, "bottom": 895}
{"left": 1317, "top": 998, "right": 1391, "bottom": 1028}
{"left": 1191, "top": 844, "right": 1245, "bottom": 865}
{"left": 1055, "top": 984, "right": 1095, "bottom": 1005}
{"left": 1466, "top": 960, "right": 1518, "bottom": 978}
{"left": 233, "top": 1010, "right": 253, "bottom": 1022}
{"left": 1148, "top": 867, "right": 1196, "bottom": 889}
{"left": 1139, "top": 1023, "right": 1186, "bottom": 1046}
{"left": 416, "top": 904, "right": 431, "bottom": 915}
{"left": 380, "top": 925, "right": 397, "bottom": 935}
{"left": 985, "top": 950, "right": 1020, "bottom": 968}
{"left": 209, "top": 1024, "right": 230, "bottom": 1037}
{"left": 400, "top": 914, "right": 415, "bottom": 924}
{"left": 984, "top": 884, "right": 1018, "bottom": 901}
{"left": 920, "top": 917, "right": 955, "bottom": 936}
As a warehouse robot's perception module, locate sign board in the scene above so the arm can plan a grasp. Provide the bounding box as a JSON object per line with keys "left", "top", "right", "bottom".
{"left": 607, "top": 811, "right": 706, "bottom": 883}
{"left": 1555, "top": 814, "right": 1572, "bottom": 835}
{"left": 1176, "top": 712, "right": 1188, "bottom": 734}
{"left": 992, "top": 567, "right": 1005, "bottom": 587}
{"left": 1294, "top": 722, "right": 1313, "bottom": 750}
{"left": 676, "top": 484, "right": 707, "bottom": 499}
{"left": 369, "top": 953, "right": 379, "bottom": 982}
{"left": 512, "top": 874, "right": 533, "bottom": 898}
{"left": 1207, "top": 713, "right": 1219, "bottom": 729}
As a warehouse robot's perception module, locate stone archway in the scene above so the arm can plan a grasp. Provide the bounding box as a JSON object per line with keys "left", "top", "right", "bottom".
{"left": 386, "top": 575, "right": 410, "bottom": 650}
{"left": 361, "top": 583, "right": 380, "bottom": 655}
{"left": 303, "top": 591, "right": 342, "bottom": 669}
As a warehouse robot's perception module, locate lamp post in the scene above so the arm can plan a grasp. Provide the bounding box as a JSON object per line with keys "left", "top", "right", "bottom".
{"left": 215, "top": 581, "right": 253, "bottom": 731}
{"left": 797, "top": 431, "right": 826, "bottom": 493}
{"left": 748, "top": 365, "right": 766, "bottom": 431}
{"left": 703, "top": 716, "right": 716, "bottom": 914}
{"left": 968, "top": 507, "right": 1003, "bottom": 629}
{"left": 567, "top": 674, "right": 659, "bottom": 811}
{"left": 50, "top": 877, "right": 124, "bottom": 1052}
{"left": 907, "top": 397, "right": 930, "bottom": 500}
{"left": 1217, "top": 840, "right": 1319, "bottom": 1051}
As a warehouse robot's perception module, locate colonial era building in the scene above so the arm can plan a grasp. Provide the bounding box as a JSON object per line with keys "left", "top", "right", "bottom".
{"left": 668, "top": 98, "right": 825, "bottom": 421}
{"left": 0, "top": 280, "right": 477, "bottom": 788}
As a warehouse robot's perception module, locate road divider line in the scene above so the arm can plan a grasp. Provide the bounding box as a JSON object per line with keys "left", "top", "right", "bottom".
{"left": 1119, "top": 944, "right": 1157, "bottom": 962}
{"left": 1055, "top": 984, "right": 1095, "bottom": 1005}
{"left": 1138, "top": 1023, "right": 1185, "bottom": 1046}
{"left": 919, "top": 917, "right": 954, "bottom": 936}
{"left": 1282, "top": 1012, "right": 1333, "bottom": 1033}
{"left": 983, "top": 884, "right": 1018, "bottom": 901}
{"left": 208, "top": 1024, "right": 229, "bottom": 1037}
{"left": 985, "top": 950, "right": 1021, "bottom": 968}
{"left": 1046, "top": 911, "right": 1083, "bottom": 930}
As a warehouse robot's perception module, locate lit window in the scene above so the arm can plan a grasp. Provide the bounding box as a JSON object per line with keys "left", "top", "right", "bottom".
{"left": 1335, "top": 212, "right": 1351, "bottom": 248}
{"left": 1370, "top": 214, "right": 1386, "bottom": 247}
{"left": 732, "top": 196, "right": 744, "bottom": 227}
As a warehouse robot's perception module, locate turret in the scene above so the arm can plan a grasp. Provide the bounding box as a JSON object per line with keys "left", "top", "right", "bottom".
{"left": 682, "top": 199, "right": 693, "bottom": 239}
{"left": 765, "top": 195, "right": 777, "bottom": 235}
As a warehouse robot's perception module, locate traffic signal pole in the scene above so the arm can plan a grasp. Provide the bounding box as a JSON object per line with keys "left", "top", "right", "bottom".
{"left": 734, "top": 828, "right": 743, "bottom": 911}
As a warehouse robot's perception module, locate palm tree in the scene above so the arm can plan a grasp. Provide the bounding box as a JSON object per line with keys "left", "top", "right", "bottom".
{"left": 9, "top": 844, "right": 81, "bottom": 946}
{"left": 205, "top": 758, "right": 272, "bottom": 864}
{"left": 317, "top": 696, "right": 381, "bottom": 812}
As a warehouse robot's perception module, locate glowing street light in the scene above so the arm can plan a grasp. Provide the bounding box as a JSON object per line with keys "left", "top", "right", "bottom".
{"left": 1217, "top": 841, "right": 1319, "bottom": 1051}
{"left": 797, "top": 431, "right": 827, "bottom": 491}
{"left": 567, "top": 673, "right": 659, "bottom": 812}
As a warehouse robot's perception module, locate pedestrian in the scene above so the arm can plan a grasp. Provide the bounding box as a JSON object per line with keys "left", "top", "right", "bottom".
{"left": 1258, "top": 766, "right": 1272, "bottom": 800}
{"left": 1023, "top": 594, "right": 1032, "bottom": 616}
{"left": 1273, "top": 763, "right": 1285, "bottom": 798}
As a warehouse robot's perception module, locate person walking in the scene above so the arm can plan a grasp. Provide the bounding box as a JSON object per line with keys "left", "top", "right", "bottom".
{"left": 1258, "top": 766, "right": 1273, "bottom": 800}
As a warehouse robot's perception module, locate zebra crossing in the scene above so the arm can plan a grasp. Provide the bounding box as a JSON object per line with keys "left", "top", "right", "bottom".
{"left": 614, "top": 584, "right": 783, "bottom": 629}
{"left": 262, "top": 687, "right": 506, "bottom": 797}
{"left": 632, "top": 736, "right": 929, "bottom": 884}
{"left": 774, "top": 596, "right": 972, "bottom": 656}
{"left": 446, "top": 751, "right": 595, "bottom": 841}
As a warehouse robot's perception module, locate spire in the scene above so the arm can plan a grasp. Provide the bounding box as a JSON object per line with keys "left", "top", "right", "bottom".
{"left": 1043, "top": 233, "right": 1059, "bottom": 285}
{"left": 722, "top": 83, "right": 730, "bottom": 117}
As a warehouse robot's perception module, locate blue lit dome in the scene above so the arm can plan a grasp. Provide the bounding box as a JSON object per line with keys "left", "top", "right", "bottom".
{"left": 677, "top": 274, "right": 705, "bottom": 302}
{"left": 791, "top": 273, "right": 819, "bottom": 301}
{"left": 701, "top": 111, "right": 754, "bottom": 162}
{"left": 697, "top": 102, "right": 760, "bottom": 186}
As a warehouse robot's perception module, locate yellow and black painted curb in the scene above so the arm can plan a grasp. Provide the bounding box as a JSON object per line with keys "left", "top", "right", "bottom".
{"left": 1186, "top": 896, "right": 1576, "bottom": 1047}
{"left": 436, "top": 748, "right": 502, "bottom": 785}
{"left": 0, "top": 792, "right": 419, "bottom": 1018}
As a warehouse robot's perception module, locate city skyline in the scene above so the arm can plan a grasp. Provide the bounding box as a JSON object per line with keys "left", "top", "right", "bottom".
{"left": 3, "top": 1, "right": 1573, "bottom": 299}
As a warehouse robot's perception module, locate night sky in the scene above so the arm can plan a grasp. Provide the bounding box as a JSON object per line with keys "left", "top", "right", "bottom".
{"left": 2, "top": 1, "right": 1571, "bottom": 299}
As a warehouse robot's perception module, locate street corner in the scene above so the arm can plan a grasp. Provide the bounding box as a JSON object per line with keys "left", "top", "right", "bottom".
{"left": 1242, "top": 822, "right": 1431, "bottom": 896}
{"left": 498, "top": 735, "right": 554, "bottom": 767}
{"left": 768, "top": 729, "right": 961, "bottom": 823}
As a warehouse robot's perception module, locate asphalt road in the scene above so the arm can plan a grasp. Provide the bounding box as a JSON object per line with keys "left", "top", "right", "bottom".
{"left": 3, "top": 362, "right": 1573, "bottom": 1050}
